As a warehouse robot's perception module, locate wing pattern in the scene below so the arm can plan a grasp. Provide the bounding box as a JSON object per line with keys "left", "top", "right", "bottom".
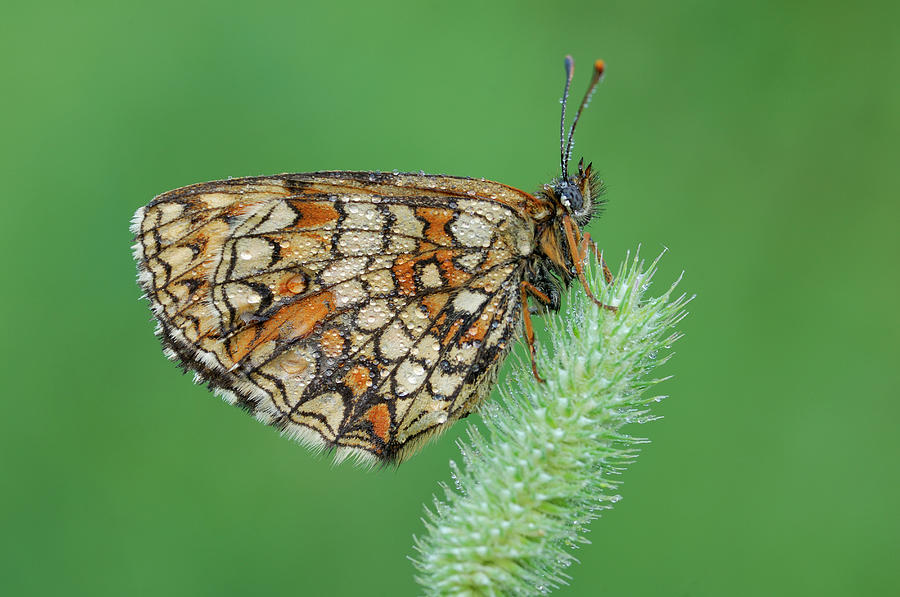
{"left": 132, "top": 171, "right": 549, "bottom": 463}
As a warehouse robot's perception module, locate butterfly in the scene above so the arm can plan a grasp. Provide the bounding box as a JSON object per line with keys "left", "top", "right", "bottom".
{"left": 132, "top": 56, "right": 615, "bottom": 465}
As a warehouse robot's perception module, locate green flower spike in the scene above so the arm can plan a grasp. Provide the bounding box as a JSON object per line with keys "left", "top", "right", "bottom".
{"left": 413, "top": 249, "right": 691, "bottom": 596}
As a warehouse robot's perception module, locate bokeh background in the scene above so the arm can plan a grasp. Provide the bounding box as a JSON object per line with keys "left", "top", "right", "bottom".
{"left": 2, "top": 0, "right": 898, "bottom": 595}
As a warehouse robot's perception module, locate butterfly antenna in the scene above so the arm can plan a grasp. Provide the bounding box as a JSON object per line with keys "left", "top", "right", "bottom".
{"left": 560, "top": 55, "right": 575, "bottom": 179}
{"left": 563, "top": 59, "right": 605, "bottom": 179}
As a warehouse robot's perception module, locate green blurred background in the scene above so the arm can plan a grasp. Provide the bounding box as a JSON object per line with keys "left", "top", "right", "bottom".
{"left": 2, "top": 0, "right": 898, "bottom": 595}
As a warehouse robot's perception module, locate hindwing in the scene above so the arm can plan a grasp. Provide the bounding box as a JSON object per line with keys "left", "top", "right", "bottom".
{"left": 133, "top": 171, "right": 549, "bottom": 463}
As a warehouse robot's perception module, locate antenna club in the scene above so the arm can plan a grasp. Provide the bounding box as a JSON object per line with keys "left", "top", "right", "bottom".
{"left": 565, "top": 55, "right": 574, "bottom": 70}
{"left": 561, "top": 55, "right": 606, "bottom": 176}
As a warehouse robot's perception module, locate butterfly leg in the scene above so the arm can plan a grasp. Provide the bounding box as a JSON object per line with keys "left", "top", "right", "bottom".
{"left": 520, "top": 281, "right": 554, "bottom": 383}
{"left": 562, "top": 216, "right": 617, "bottom": 313}
{"left": 581, "top": 232, "right": 614, "bottom": 285}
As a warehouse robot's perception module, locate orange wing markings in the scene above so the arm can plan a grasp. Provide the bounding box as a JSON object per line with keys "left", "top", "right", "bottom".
{"left": 442, "top": 319, "right": 464, "bottom": 348}
{"left": 435, "top": 249, "right": 470, "bottom": 286}
{"left": 227, "top": 291, "right": 335, "bottom": 363}
{"left": 416, "top": 207, "right": 455, "bottom": 245}
{"left": 392, "top": 258, "right": 418, "bottom": 296}
{"left": 421, "top": 293, "right": 450, "bottom": 319}
{"left": 286, "top": 200, "right": 341, "bottom": 229}
{"left": 344, "top": 365, "right": 372, "bottom": 397}
{"left": 460, "top": 312, "right": 491, "bottom": 344}
{"left": 391, "top": 248, "right": 476, "bottom": 297}
{"left": 319, "top": 328, "right": 346, "bottom": 359}
{"left": 365, "top": 403, "right": 391, "bottom": 442}
{"left": 391, "top": 249, "right": 472, "bottom": 296}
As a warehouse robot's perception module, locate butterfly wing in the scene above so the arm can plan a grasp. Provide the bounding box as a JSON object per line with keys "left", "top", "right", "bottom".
{"left": 132, "top": 171, "right": 550, "bottom": 463}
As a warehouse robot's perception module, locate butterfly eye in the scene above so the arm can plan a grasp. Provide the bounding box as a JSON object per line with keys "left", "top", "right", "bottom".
{"left": 557, "top": 183, "right": 587, "bottom": 218}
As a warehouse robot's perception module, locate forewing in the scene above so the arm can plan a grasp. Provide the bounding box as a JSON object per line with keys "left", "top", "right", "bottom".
{"left": 133, "top": 171, "right": 544, "bottom": 463}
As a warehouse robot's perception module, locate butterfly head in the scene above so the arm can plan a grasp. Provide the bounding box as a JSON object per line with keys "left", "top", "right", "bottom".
{"left": 552, "top": 157, "right": 603, "bottom": 227}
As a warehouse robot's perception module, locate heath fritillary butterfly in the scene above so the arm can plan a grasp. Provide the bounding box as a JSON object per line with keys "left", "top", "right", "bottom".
{"left": 132, "top": 57, "right": 615, "bottom": 464}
